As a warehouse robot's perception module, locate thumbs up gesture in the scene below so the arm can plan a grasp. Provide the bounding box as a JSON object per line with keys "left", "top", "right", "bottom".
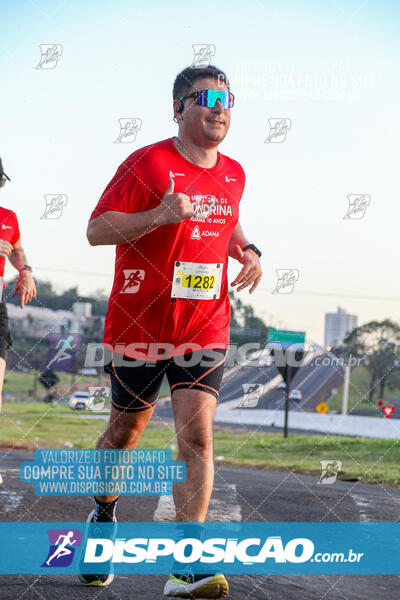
{"left": 154, "top": 178, "right": 195, "bottom": 226}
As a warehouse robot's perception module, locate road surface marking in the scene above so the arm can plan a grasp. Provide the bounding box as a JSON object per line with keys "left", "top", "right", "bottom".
{"left": 153, "top": 483, "right": 242, "bottom": 522}
{"left": 350, "top": 493, "right": 371, "bottom": 522}
{"left": 0, "top": 468, "right": 20, "bottom": 479}
{"left": 0, "top": 491, "right": 24, "bottom": 512}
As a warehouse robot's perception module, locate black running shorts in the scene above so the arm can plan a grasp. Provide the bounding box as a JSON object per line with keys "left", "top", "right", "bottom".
{"left": 0, "top": 301, "right": 12, "bottom": 361}
{"left": 104, "top": 348, "right": 227, "bottom": 412}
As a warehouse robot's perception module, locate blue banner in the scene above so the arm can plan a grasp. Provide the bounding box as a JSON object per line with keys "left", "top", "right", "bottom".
{"left": 0, "top": 522, "right": 399, "bottom": 574}
{"left": 20, "top": 449, "right": 186, "bottom": 496}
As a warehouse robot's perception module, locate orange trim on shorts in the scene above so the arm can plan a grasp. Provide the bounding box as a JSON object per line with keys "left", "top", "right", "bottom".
{"left": 170, "top": 381, "right": 219, "bottom": 397}
{"left": 111, "top": 397, "right": 157, "bottom": 412}
{"left": 188, "top": 349, "right": 227, "bottom": 389}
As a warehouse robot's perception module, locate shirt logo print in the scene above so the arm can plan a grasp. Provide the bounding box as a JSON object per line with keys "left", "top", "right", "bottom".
{"left": 191, "top": 225, "right": 201, "bottom": 240}
{"left": 121, "top": 269, "right": 145, "bottom": 294}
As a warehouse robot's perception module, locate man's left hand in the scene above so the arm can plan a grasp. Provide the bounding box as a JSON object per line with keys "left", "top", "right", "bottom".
{"left": 12, "top": 270, "right": 37, "bottom": 308}
{"left": 230, "top": 244, "right": 262, "bottom": 294}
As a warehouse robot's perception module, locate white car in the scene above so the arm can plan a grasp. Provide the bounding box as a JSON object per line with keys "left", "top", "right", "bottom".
{"left": 277, "top": 381, "right": 287, "bottom": 390}
{"left": 79, "top": 368, "right": 97, "bottom": 376}
{"left": 68, "top": 391, "right": 90, "bottom": 410}
{"left": 259, "top": 355, "right": 273, "bottom": 367}
{"left": 289, "top": 389, "right": 302, "bottom": 401}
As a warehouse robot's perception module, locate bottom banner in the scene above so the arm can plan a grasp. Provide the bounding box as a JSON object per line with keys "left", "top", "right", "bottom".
{"left": 0, "top": 522, "right": 399, "bottom": 574}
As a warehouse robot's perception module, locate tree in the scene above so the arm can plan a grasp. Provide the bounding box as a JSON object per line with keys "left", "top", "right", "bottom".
{"left": 228, "top": 290, "right": 269, "bottom": 344}
{"left": 342, "top": 319, "right": 400, "bottom": 402}
{"left": 4, "top": 278, "right": 108, "bottom": 315}
{"left": 228, "top": 291, "right": 241, "bottom": 328}
{"left": 387, "top": 368, "right": 400, "bottom": 395}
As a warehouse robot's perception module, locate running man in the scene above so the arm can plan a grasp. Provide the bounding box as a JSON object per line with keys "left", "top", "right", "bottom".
{"left": 82, "top": 65, "right": 262, "bottom": 597}
{"left": 45, "top": 334, "right": 76, "bottom": 370}
{"left": 0, "top": 157, "right": 36, "bottom": 485}
{"left": 46, "top": 531, "right": 77, "bottom": 566}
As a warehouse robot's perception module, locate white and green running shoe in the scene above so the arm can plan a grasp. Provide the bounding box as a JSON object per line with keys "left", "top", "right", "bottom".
{"left": 163, "top": 572, "right": 229, "bottom": 598}
{"left": 77, "top": 509, "right": 116, "bottom": 587}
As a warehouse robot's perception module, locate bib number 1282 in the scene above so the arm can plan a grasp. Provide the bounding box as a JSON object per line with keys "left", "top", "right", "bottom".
{"left": 171, "top": 261, "right": 222, "bottom": 300}
{"left": 182, "top": 274, "right": 215, "bottom": 290}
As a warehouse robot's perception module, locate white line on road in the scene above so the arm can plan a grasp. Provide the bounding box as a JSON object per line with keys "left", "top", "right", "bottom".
{"left": 0, "top": 468, "right": 20, "bottom": 479}
{"left": 153, "top": 495, "right": 175, "bottom": 522}
{"left": 0, "top": 491, "right": 24, "bottom": 512}
{"left": 153, "top": 483, "right": 242, "bottom": 522}
{"left": 350, "top": 493, "right": 371, "bottom": 522}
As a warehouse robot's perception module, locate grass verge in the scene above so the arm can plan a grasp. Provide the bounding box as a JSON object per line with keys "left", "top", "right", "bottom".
{"left": 1, "top": 402, "right": 400, "bottom": 486}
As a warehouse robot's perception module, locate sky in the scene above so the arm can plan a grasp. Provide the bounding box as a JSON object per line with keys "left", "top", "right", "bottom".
{"left": 1, "top": 0, "right": 399, "bottom": 346}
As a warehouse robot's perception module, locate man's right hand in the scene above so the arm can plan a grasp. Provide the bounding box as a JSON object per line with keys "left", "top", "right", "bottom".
{"left": 154, "top": 178, "right": 195, "bottom": 226}
{"left": 0, "top": 239, "right": 13, "bottom": 258}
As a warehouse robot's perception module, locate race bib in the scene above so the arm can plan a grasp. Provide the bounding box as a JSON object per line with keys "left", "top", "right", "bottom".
{"left": 171, "top": 261, "right": 223, "bottom": 300}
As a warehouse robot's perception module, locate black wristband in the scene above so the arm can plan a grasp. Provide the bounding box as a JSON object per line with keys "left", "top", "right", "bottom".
{"left": 242, "top": 244, "right": 262, "bottom": 258}
{"left": 20, "top": 265, "right": 32, "bottom": 273}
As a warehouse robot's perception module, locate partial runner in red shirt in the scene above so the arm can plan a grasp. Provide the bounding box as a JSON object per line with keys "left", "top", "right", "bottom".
{"left": 0, "top": 158, "right": 36, "bottom": 412}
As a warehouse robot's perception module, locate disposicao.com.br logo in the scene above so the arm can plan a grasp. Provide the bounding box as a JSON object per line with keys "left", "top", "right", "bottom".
{"left": 84, "top": 535, "right": 364, "bottom": 567}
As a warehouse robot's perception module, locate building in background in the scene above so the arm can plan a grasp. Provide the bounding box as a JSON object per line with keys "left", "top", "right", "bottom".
{"left": 7, "top": 302, "right": 104, "bottom": 340}
{"left": 324, "top": 307, "right": 358, "bottom": 349}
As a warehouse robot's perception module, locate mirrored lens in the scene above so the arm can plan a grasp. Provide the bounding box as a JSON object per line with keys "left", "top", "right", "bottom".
{"left": 207, "top": 90, "right": 226, "bottom": 108}
{"left": 208, "top": 90, "right": 232, "bottom": 108}
{"left": 197, "top": 90, "right": 234, "bottom": 109}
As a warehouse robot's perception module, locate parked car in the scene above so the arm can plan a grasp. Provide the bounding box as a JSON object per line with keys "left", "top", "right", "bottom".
{"left": 68, "top": 391, "right": 90, "bottom": 409}
{"left": 258, "top": 355, "right": 273, "bottom": 367}
{"left": 289, "top": 389, "right": 302, "bottom": 401}
{"left": 277, "top": 381, "right": 287, "bottom": 390}
{"left": 79, "top": 368, "right": 97, "bottom": 376}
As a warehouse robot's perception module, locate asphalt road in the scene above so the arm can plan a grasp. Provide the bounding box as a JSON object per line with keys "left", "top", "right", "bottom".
{"left": 1, "top": 450, "right": 400, "bottom": 599}
{"left": 219, "top": 355, "right": 346, "bottom": 412}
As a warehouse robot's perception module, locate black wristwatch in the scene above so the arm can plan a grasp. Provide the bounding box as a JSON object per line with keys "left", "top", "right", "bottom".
{"left": 242, "top": 244, "right": 262, "bottom": 258}
{"left": 20, "top": 265, "right": 32, "bottom": 273}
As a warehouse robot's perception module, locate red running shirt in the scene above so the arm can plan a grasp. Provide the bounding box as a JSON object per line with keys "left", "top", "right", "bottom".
{"left": 0, "top": 207, "right": 20, "bottom": 287}
{"left": 90, "top": 137, "right": 245, "bottom": 360}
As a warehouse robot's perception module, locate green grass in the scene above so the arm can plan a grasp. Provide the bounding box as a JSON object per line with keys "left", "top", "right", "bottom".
{"left": 2, "top": 402, "right": 400, "bottom": 486}
{"left": 3, "top": 371, "right": 170, "bottom": 400}
{"left": 3, "top": 371, "right": 104, "bottom": 397}
{"left": 328, "top": 366, "right": 400, "bottom": 414}
{"left": 3, "top": 371, "right": 38, "bottom": 394}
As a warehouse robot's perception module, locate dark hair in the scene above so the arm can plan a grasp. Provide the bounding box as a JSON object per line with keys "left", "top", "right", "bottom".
{"left": 173, "top": 65, "right": 230, "bottom": 100}
{"left": 0, "top": 157, "right": 10, "bottom": 183}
